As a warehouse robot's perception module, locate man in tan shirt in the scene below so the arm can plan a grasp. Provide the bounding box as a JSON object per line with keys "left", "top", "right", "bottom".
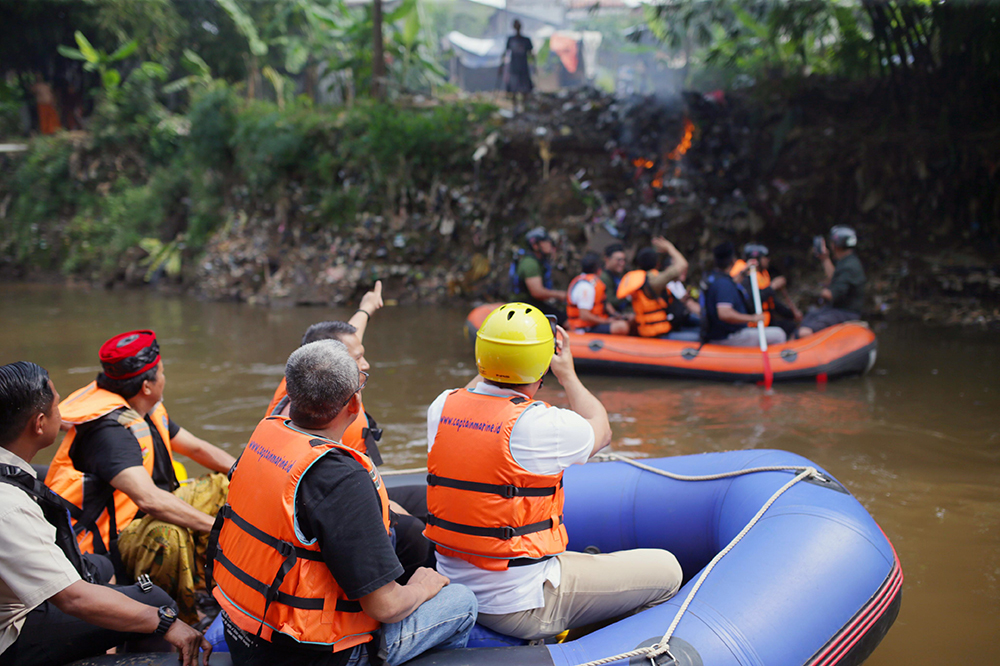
{"left": 0, "top": 362, "right": 210, "bottom": 666}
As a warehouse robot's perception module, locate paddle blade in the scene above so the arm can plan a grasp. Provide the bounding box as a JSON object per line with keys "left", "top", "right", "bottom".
{"left": 762, "top": 350, "right": 773, "bottom": 389}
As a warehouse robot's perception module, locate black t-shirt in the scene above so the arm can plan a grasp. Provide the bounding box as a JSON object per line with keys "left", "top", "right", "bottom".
{"left": 295, "top": 449, "right": 403, "bottom": 600}
{"left": 71, "top": 409, "right": 180, "bottom": 492}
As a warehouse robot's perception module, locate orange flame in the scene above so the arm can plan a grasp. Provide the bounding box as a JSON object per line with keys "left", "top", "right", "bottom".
{"left": 666, "top": 118, "right": 695, "bottom": 161}
{"left": 632, "top": 158, "right": 655, "bottom": 169}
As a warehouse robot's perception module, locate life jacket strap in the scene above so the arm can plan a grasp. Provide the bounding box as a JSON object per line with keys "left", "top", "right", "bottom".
{"left": 427, "top": 473, "right": 558, "bottom": 498}
{"left": 220, "top": 504, "right": 325, "bottom": 561}
{"left": 426, "top": 512, "right": 560, "bottom": 540}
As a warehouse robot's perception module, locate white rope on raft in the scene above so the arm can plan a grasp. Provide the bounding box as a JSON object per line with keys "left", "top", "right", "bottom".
{"left": 573, "top": 454, "right": 817, "bottom": 666}
{"left": 378, "top": 453, "right": 820, "bottom": 666}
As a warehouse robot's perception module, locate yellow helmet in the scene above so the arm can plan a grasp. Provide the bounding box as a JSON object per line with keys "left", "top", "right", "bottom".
{"left": 476, "top": 303, "right": 555, "bottom": 384}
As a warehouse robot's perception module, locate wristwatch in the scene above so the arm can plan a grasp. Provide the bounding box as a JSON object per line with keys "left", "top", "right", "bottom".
{"left": 154, "top": 605, "right": 178, "bottom": 636}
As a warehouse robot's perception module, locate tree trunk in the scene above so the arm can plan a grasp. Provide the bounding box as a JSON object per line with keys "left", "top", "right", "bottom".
{"left": 372, "top": 0, "right": 386, "bottom": 100}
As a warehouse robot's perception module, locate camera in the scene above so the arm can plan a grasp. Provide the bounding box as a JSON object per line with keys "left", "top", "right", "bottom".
{"left": 812, "top": 235, "right": 825, "bottom": 256}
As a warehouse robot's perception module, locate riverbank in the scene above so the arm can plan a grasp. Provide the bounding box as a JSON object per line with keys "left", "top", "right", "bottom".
{"left": 2, "top": 81, "right": 997, "bottom": 327}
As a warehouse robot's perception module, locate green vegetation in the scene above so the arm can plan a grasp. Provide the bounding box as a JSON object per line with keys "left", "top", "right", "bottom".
{"left": 1, "top": 78, "right": 494, "bottom": 279}
{"left": 0, "top": 0, "right": 491, "bottom": 280}
{"left": 647, "top": 0, "right": 1000, "bottom": 120}
{"left": 1, "top": 1, "right": 997, "bottom": 282}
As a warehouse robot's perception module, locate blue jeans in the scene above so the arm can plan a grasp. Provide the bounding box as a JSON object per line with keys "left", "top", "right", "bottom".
{"left": 346, "top": 584, "right": 477, "bottom": 666}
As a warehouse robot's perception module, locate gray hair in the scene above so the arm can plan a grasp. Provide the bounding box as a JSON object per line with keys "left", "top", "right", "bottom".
{"left": 285, "top": 340, "right": 359, "bottom": 429}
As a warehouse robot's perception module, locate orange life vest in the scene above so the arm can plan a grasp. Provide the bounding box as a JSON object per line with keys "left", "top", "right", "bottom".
{"left": 267, "top": 378, "right": 382, "bottom": 466}
{"left": 618, "top": 269, "right": 673, "bottom": 337}
{"left": 45, "top": 382, "right": 173, "bottom": 554}
{"left": 729, "top": 263, "right": 773, "bottom": 327}
{"left": 424, "top": 389, "right": 568, "bottom": 571}
{"left": 565, "top": 273, "right": 608, "bottom": 330}
{"left": 212, "top": 416, "right": 389, "bottom": 650}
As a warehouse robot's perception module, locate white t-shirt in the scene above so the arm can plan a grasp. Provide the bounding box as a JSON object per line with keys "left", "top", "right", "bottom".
{"left": 568, "top": 278, "right": 597, "bottom": 312}
{"left": 0, "top": 448, "right": 80, "bottom": 655}
{"left": 426, "top": 382, "right": 594, "bottom": 614}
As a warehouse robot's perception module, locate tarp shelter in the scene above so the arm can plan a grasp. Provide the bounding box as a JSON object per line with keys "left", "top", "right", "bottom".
{"left": 445, "top": 31, "right": 507, "bottom": 92}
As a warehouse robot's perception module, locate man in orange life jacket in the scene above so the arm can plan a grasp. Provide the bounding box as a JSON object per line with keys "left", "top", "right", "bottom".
{"left": 425, "top": 304, "right": 682, "bottom": 640}
{"left": 215, "top": 340, "right": 476, "bottom": 666}
{"left": 45, "top": 330, "right": 236, "bottom": 621}
{"left": 565, "top": 252, "right": 629, "bottom": 334}
{"left": 617, "top": 237, "right": 701, "bottom": 341}
{"left": 730, "top": 244, "right": 802, "bottom": 339}
{"left": 266, "top": 282, "right": 434, "bottom": 582}
{"left": 0, "top": 362, "right": 210, "bottom": 666}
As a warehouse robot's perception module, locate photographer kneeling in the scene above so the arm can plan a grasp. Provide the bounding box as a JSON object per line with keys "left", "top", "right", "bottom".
{"left": 797, "top": 226, "right": 866, "bottom": 338}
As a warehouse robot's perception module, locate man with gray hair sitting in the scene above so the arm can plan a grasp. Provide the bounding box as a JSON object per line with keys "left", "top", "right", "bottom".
{"left": 212, "top": 340, "right": 477, "bottom": 665}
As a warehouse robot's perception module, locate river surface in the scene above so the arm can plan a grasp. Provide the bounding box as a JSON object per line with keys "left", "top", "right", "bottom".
{"left": 1, "top": 284, "right": 997, "bottom": 665}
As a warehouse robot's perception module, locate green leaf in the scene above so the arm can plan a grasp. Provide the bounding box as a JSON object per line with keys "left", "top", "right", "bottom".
{"left": 181, "top": 49, "right": 211, "bottom": 76}
{"left": 73, "top": 31, "right": 100, "bottom": 64}
{"left": 163, "top": 76, "right": 196, "bottom": 94}
{"left": 57, "top": 45, "right": 87, "bottom": 61}
{"left": 102, "top": 69, "right": 121, "bottom": 90}
{"left": 109, "top": 40, "right": 138, "bottom": 62}
{"left": 733, "top": 7, "right": 769, "bottom": 42}
{"left": 536, "top": 37, "right": 551, "bottom": 66}
{"left": 140, "top": 62, "right": 168, "bottom": 79}
{"left": 386, "top": 0, "right": 417, "bottom": 24}
{"left": 285, "top": 40, "right": 310, "bottom": 74}
{"left": 217, "top": 0, "right": 269, "bottom": 56}
{"left": 401, "top": 4, "right": 420, "bottom": 50}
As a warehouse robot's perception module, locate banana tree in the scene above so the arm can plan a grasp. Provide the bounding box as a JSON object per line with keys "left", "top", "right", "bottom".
{"left": 58, "top": 31, "right": 137, "bottom": 92}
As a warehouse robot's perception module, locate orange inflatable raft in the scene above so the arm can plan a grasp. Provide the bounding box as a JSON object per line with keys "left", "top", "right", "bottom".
{"left": 465, "top": 304, "right": 877, "bottom": 383}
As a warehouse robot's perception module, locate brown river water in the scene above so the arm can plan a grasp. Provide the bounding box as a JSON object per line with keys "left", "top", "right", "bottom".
{"left": 1, "top": 284, "right": 997, "bottom": 665}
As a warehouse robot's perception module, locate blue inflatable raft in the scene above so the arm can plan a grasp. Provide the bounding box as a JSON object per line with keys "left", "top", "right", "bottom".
{"left": 190, "top": 450, "right": 900, "bottom": 666}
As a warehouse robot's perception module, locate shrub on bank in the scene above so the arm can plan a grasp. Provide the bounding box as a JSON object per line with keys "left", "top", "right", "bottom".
{"left": 0, "top": 83, "right": 495, "bottom": 279}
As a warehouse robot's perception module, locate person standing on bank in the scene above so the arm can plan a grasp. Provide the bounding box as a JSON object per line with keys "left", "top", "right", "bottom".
{"left": 425, "top": 304, "right": 682, "bottom": 640}
{"left": 703, "top": 242, "right": 787, "bottom": 347}
{"left": 45, "top": 330, "right": 236, "bottom": 623}
{"left": 797, "top": 226, "right": 867, "bottom": 338}
{"left": 214, "top": 340, "right": 476, "bottom": 666}
{"left": 0, "top": 362, "right": 210, "bottom": 666}
{"left": 504, "top": 20, "right": 533, "bottom": 114}
{"left": 511, "top": 227, "right": 567, "bottom": 323}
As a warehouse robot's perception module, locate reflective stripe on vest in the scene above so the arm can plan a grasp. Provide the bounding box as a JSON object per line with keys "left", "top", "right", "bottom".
{"left": 620, "top": 270, "right": 673, "bottom": 338}
{"left": 45, "top": 382, "right": 173, "bottom": 554}
{"left": 565, "top": 273, "right": 607, "bottom": 330}
{"left": 212, "top": 416, "right": 388, "bottom": 650}
{"left": 267, "top": 379, "right": 383, "bottom": 466}
{"left": 424, "top": 389, "right": 568, "bottom": 571}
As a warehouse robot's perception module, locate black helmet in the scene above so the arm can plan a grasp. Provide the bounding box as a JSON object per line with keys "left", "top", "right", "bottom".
{"left": 829, "top": 225, "right": 857, "bottom": 249}
{"left": 743, "top": 243, "right": 769, "bottom": 259}
{"left": 525, "top": 227, "right": 551, "bottom": 244}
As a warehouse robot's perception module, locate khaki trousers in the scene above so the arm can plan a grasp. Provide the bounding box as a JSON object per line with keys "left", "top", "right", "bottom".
{"left": 476, "top": 549, "right": 682, "bottom": 640}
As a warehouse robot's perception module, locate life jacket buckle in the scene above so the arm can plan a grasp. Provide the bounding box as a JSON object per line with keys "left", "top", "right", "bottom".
{"left": 501, "top": 485, "right": 518, "bottom": 499}
{"left": 500, "top": 526, "right": 516, "bottom": 540}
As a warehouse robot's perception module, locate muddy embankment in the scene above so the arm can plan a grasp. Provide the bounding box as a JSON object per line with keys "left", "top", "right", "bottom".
{"left": 194, "top": 81, "right": 999, "bottom": 327}
{"left": 6, "top": 80, "right": 1000, "bottom": 327}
